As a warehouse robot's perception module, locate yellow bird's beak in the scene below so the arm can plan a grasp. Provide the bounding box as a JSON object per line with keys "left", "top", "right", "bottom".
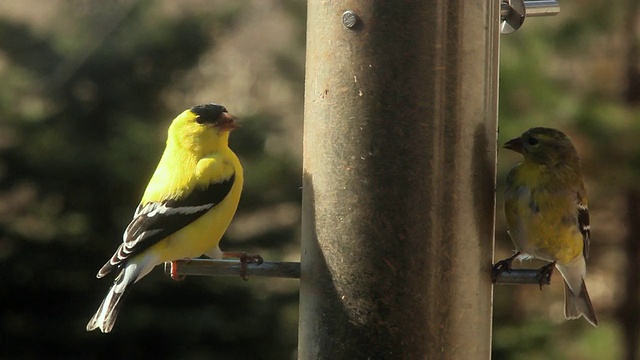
{"left": 217, "top": 113, "right": 240, "bottom": 131}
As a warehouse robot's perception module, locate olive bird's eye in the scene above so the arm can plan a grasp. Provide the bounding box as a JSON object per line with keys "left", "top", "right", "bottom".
{"left": 528, "top": 137, "right": 539, "bottom": 146}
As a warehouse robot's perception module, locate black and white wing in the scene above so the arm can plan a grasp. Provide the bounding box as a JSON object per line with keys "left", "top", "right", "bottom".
{"left": 577, "top": 191, "right": 590, "bottom": 259}
{"left": 96, "top": 174, "right": 235, "bottom": 278}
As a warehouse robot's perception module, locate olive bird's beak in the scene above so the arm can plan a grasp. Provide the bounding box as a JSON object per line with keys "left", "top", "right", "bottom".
{"left": 503, "top": 137, "right": 524, "bottom": 154}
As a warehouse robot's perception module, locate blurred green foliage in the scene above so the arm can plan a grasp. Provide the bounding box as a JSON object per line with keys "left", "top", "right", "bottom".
{"left": 496, "top": 0, "right": 640, "bottom": 359}
{"left": 0, "top": 1, "right": 303, "bottom": 359}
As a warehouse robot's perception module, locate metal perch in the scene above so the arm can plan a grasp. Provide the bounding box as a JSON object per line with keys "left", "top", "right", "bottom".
{"left": 164, "top": 259, "right": 301, "bottom": 279}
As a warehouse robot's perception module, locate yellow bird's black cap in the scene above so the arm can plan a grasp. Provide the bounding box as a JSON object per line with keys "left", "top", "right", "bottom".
{"left": 191, "top": 103, "right": 228, "bottom": 124}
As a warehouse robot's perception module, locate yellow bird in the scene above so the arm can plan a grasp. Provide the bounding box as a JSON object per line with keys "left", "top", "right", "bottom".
{"left": 493, "top": 127, "right": 598, "bottom": 326}
{"left": 87, "top": 104, "right": 259, "bottom": 333}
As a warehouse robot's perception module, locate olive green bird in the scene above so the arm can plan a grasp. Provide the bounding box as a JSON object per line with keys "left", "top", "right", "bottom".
{"left": 493, "top": 127, "right": 598, "bottom": 326}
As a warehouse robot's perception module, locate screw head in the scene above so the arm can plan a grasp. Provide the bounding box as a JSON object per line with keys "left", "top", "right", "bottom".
{"left": 342, "top": 10, "right": 359, "bottom": 29}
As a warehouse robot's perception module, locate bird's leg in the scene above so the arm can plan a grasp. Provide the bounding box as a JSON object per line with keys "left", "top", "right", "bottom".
{"left": 222, "top": 252, "right": 264, "bottom": 281}
{"left": 535, "top": 261, "right": 556, "bottom": 290}
{"left": 169, "top": 258, "right": 192, "bottom": 281}
{"left": 491, "top": 252, "right": 521, "bottom": 283}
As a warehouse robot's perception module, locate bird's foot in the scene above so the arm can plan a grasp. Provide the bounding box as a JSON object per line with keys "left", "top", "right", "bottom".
{"left": 169, "top": 258, "right": 192, "bottom": 281}
{"left": 535, "top": 261, "right": 556, "bottom": 290}
{"left": 491, "top": 252, "right": 521, "bottom": 283}
{"left": 222, "top": 252, "right": 264, "bottom": 281}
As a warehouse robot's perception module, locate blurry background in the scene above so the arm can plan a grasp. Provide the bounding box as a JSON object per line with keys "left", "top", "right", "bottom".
{"left": 0, "top": 0, "right": 637, "bottom": 359}
{"left": 495, "top": 1, "right": 640, "bottom": 359}
{"left": 0, "top": 1, "right": 304, "bottom": 359}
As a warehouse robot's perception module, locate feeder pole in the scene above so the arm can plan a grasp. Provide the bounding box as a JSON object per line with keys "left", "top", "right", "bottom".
{"left": 299, "top": 1, "right": 500, "bottom": 359}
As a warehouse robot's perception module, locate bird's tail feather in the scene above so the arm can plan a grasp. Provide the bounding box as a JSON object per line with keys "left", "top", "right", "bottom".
{"left": 87, "top": 266, "right": 138, "bottom": 333}
{"left": 564, "top": 279, "right": 598, "bottom": 327}
{"left": 86, "top": 284, "right": 126, "bottom": 333}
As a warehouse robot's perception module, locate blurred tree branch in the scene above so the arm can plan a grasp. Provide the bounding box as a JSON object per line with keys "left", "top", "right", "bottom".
{"left": 623, "top": 0, "right": 640, "bottom": 104}
{"left": 618, "top": 2, "right": 640, "bottom": 359}
{"left": 619, "top": 191, "right": 640, "bottom": 360}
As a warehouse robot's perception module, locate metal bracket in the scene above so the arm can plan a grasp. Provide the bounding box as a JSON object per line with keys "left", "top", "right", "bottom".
{"left": 501, "top": 0, "right": 560, "bottom": 35}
